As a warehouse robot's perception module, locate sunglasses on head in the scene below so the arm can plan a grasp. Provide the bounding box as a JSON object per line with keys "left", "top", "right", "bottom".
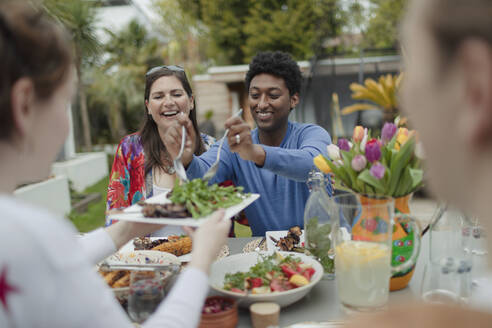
{"left": 146, "top": 65, "right": 185, "bottom": 76}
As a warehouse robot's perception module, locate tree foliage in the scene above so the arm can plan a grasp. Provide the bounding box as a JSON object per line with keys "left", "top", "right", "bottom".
{"left": 42, "top": 0, "right": 101, "bottom": 150}
{"left": 362, "top": 0, "right": 407, "bottom": 50}
{"left": 243, "top": 0, "right": 343, "bottom": 62}
{"left": 87, "top": 20, "right": 165, "bottom": 143}
{"left": 175, "top": 0, "right": 345, "bottom": 64}
{"left": 43, "top": 0, "right": 101, "bottom": 68}
{"left": 153, "top": 0, "right": 207, "bottom": 73}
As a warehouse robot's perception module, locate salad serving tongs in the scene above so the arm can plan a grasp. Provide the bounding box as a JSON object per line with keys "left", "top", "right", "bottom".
{"left": 203, "top": 108, "right": 243, "bottom": 182}
{"left": 99, "top": 262, "right": 181, "bottom": 273}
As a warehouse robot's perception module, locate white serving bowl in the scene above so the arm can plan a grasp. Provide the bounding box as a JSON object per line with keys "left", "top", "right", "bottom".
{"left": 209, "top": 251, "right": 323, "bottom": 308}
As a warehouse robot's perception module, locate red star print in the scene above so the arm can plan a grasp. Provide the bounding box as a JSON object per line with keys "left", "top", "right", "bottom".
{"left": 0, "top": 266, "right": 19, "bottom": 313}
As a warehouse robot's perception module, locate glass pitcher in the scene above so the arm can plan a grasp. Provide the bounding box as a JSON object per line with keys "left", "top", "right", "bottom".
{"left": 304, "top": 171, "right": 335, "bottom": 279}
{"left": 330, "top": 193, "right": 421, "bottom": 312}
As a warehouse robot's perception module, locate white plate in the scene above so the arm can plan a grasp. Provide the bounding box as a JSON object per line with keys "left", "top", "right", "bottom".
{"left": 107, "top": 192, "right": 260, "bottom": 227}
{"left": 119, "top": 238, "right": 192, "bottom": 262}
{"left": 266, "top": 230, "right": 305, "bottom": 252}
{"left": 105, "top": 250, "right": 180, "bottom": 266}
{"left": 209, "top": 251, "right": 323, "bottom": 308}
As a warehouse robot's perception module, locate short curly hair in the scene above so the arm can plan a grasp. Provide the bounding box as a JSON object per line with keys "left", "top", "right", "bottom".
{"left": 245, "top": 51, "right": 302, "bottom": 96}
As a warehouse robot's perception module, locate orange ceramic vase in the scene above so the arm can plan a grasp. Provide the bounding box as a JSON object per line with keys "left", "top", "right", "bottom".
{"left": 390, "top": 194, "right": 417, "bottom": 291}
{"left": 356, "top": 194, "right": 418, "bottom": 291}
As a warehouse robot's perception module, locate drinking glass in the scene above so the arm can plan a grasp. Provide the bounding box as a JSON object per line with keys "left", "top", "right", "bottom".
{"left": 128, "top": 270, "right": 165, "bottom": 323}
{"left": 330, "top": 193, "right": 421, "bottom": 312}
{"left": 421, "top": 207, "right": 473, "bottom": 305}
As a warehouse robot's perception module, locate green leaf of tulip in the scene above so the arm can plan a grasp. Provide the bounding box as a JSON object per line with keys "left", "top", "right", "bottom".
{"left": 326, "top": 156, "right": 352, "bottom": 189}
{"left": 395, "top": 166, "right": 413, "bottom": 197}
{"left": 409, "top": 168, "right": 424, "bottom": 190}
{"left": 388, "top": 136, "right": 416, "bottom": 195}
{"left": 359, "top": 169, "right": 386, "bottom": 194}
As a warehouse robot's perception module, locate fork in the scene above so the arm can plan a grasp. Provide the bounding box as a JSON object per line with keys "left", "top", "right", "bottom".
{"left": 254, "top": 237, "right": 266, "bottom": 253}
{"left": 202, "top": 108, "right": 243, "bottom": 182}
{"left": 173, "top": 125, "right": 188, "bottom": 182}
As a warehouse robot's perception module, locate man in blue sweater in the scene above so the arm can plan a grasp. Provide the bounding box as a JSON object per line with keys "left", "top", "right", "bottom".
{"left": 165, "top": 51, "right": 332, "bottom": 236}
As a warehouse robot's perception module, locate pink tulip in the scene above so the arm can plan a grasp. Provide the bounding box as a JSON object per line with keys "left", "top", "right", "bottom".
{"left": 351, "top": 154, "right": 367, "bottom": 172}
{"left": 370, "top": 162, "right": 386, "bottom": 179}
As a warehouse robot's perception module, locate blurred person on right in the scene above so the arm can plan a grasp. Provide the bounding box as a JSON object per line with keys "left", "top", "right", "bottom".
{"left": 347, "top": 0, "right": 492, "bottom": 327}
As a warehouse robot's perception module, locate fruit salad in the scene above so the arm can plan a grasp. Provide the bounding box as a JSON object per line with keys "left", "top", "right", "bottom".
{"left": 223, "top": 253, "right": 316, "bottom": 294}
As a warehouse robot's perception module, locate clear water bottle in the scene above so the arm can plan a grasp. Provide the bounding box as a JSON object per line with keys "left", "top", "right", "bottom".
{"left": 304, "top": 170, "right": 335, "bottom": 279}
{"left": 421, "top": 206, "right": 473, "bottom": 305}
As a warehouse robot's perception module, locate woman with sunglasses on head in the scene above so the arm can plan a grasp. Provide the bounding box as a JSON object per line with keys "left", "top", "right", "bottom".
{"left": 0, "top": 2, "right": 230, "bottom": 327}
{"left": 106, "top": 65, "right": 215, "bottom": 236}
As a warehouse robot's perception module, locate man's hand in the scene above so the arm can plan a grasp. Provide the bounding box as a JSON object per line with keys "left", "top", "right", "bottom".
{"left": 225, "top": 116, "right": 266, "bottom": 166}
{"left": 162, "top": 113, "right": 196, "bottom": 167}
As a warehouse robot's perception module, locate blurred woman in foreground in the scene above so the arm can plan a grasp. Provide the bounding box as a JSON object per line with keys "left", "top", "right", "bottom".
{"left": 349, "top": 0, "right": 492, "bottom": 326}
{"left": 0, "top": 2, "right": 230, "bottom": 327}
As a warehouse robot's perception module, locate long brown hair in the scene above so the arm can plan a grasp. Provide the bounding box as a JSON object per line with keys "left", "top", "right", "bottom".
{"left": 0, "top": 2, "right": 73, "bottom": 140}
{"left": 140, "top": 68, "right": 206, "bottom": 175}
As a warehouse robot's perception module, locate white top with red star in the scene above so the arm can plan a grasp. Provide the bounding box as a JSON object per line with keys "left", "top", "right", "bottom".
{"left": 0, "top": 195, "right": 208, "bottom": 328}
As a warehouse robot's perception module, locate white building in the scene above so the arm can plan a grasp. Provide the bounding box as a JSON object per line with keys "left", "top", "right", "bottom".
{"left": 92, "top": 0, "right": 163, "bottom": 44}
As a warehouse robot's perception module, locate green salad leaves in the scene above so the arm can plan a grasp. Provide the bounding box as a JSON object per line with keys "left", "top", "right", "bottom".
{"left": 169, "top": 178, "right": 248, "bottom": 218}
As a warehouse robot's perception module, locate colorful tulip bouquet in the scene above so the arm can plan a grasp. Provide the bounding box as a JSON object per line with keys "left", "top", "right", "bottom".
{"left": 314, "top": 122, "right": 423, "bottom": 198}
{"left": 314, "top": 121, "right": 424, "bottom": 291}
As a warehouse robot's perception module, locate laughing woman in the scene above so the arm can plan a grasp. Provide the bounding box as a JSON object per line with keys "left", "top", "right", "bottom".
{"left": 106, "top": 66, "right": 215, "bottom": 235}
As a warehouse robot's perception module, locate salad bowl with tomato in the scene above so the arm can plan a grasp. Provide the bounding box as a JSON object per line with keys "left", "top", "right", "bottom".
{"left": 209, "top": 252, "right": 323, "bottom": 308}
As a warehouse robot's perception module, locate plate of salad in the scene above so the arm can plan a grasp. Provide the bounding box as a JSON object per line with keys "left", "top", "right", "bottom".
{"left": 209, "top": 251, "right": 323, "bottom": 308}
{"left": 107, "top": 178, "right": 260, "bottom": 227}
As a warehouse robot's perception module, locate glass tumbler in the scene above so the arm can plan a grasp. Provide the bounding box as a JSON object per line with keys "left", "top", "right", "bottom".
{"left": 128, "top": 270, "right": 165, "bottom": 323}
{"left": 421, "top": 207, "right": 473, "bottom": 305}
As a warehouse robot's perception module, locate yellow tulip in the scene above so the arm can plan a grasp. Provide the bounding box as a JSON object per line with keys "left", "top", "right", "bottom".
{"left": 314, "top": 155, "right": 332, "bottom": 174}
{"left": 398, "top": 127, "right": 409, "bottom": 136}
{"left": 395, "top": 128, "right": 409, "bottom": 151}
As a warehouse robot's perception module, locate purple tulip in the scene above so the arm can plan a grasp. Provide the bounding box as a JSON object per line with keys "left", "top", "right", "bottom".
{"left": 351, "top": 154, "right": 367, "bottom": 172}
{"left": 382, "top": 123, "right": 397, "bottom": 144}
{"left": 370, "top": 162, "right": 386, "bottom": 179}
{"left": 337, "top": 138, "right": 351, "bottom": 151}
{"left": 365, "top": 139, "right": 381, "bottom": 163}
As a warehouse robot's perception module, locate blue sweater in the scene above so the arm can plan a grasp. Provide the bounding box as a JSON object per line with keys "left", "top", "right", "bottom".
{"left": 187, "top": 121, "right": 332, "bottom": 236}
